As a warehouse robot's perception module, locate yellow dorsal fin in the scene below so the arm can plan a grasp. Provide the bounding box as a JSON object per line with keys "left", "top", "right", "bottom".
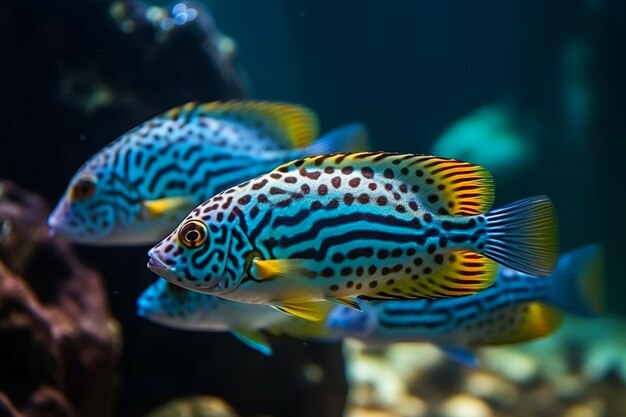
{"left": 471, "top": 302, "right": 562, "bottom": 346}
{"left": 273, "top": 152, "right": 494, "bottom": 215}
{"left": 163, "top": 100, "right": 319, "bottom": 149}
{"left": 358, "top": 251, "right": 498, "bottom": 301}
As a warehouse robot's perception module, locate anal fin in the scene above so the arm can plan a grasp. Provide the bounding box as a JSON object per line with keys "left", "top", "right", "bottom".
{"left": 364, "top": 251, "right": 497, "bottom": 301}
{"left": 271, "top": 301, "right": 330, "bottom": 322}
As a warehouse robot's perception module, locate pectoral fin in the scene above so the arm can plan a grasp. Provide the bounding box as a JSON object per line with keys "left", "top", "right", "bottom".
{"left": 252, "top": 258, "right": 314, "bottom": 281}
{"left": 142, "top": 196, "right": 195, "bottom": 218}
{"left": 231, "top": 328, "right": 272, "bottom": 356}
{"left": 437, "top": 345, "right": 479, "bottom": 367}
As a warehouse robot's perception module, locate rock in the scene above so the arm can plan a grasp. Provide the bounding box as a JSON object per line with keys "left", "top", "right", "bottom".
{"left": 345, "top": 407, "right": 401, "bottom": 417}
{"left": 0, "top": 181, "right": 121, "bottom": 417}
{"left": 384, "top": 344, "right": 445, "bottom": 382}
{"left": 440, "top": 394, "right": 494, "bottom": 417}
{"left": 464, "top": 371, "right": 519, "bottom": 407}
{"left": 394, "top": 395, "right": 427, "bottom": 417}
{"left": 481, "top": 348, "right": 539, "bottom": 385}
{"left": 563, "top": 400, "right": 606, "bottom": 417}
{"left": 344, "top": 343, "right": 406, "bottom": 407}
{"left": 145, "top": 396, "right": 239, "bottom": 417}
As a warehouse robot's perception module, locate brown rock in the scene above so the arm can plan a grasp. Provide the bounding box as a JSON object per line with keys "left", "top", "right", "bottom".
{"left": 144, "top": 396, "right": 239, "bottom": 417}
{"left": 0, "top": 180, "right": 121, "bottom": 417}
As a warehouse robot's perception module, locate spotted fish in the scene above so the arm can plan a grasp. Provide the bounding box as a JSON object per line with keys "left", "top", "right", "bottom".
{"left": 326, "top": 244, "right": 604, "bottom": 365}
{"left": 137, "top": 278, "right": 333, "bottom": 355}
{"left": 147, "top": 151, "right": 559, "bottom": 321}
{"left": 48, "top": 101, "right": 368, "bottom": 245}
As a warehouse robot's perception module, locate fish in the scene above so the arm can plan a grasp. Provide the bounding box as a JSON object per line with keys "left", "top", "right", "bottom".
{"left": 147, "top": 151, "right": 559, "bottom": 321}
{"left": 326, "top": 244, "right": 605, "bottom": 366}
{"left": 48, "top": 101, "right": 368, "bottom": 245}
{"left": 137, "top": 278, "right": 333, "bottom": 355}
{"left": 430, "top": 104, "right": 535, "bottom": 179}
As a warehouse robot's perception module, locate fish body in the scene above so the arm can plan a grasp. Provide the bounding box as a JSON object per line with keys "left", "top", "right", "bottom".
{"left": 326, "top": 244, "right": 604, "bottom": 363}
{"left": 48, "top": 101, "right": 368, "bottom": 245}
{"left": 148, "top": 152, "right": 559, "bottom": 320}
{"left": 137, "top": 278, "right": 333, "bottom": 355}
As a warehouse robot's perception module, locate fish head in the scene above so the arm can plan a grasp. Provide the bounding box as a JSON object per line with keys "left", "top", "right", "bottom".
{"left": 137, "top": 278, "right": 225, "bottom": 329}
{"left": 147, "top": 209, "right": 244, "bottom": 294}
{"left": 48, "top": 160, "right": 144, "bottom": 244}
{"left": 325, "top": 303, "right": 378, "bottom": 338}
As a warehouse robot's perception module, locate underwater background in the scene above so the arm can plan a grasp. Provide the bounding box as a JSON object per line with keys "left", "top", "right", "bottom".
{"left": 1, "top": 1, "right": 625, "bottom": 417}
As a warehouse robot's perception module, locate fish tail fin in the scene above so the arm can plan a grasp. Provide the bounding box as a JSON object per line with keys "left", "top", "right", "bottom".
{"left": 483, "top": 195, "right": 559, "bottom": 276}
{"left": 546, "top": 244, "right": 605, "bottom": 317}
{"left": 305, "top": 122, "right": 370, "bottom": 155}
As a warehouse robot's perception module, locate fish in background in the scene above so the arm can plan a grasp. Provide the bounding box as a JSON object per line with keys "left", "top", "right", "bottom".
{"left": 137, "top": 278, "right": 333, "bottom": 355}
{"left": 326, "top": 244, "right": 604, "bottom": 366}
{"left": 148, "top": 151, "right": 559, "bottom": 321}
{"left": 430, "top": 104, "right": 536, "bottom": 179}
{"left": 48, "top": 101, "right": 368, "bottom": 245}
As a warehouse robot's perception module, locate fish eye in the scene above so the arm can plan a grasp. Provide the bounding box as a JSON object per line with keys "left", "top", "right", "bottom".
{"left": 71, "top": 177, "right": 97, "bottom": 201}
{"left": 178, "top": 220, "right": 207, "bottom": 248}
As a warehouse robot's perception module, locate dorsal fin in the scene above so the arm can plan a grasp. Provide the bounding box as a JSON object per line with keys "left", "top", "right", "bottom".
{"left": 470, "top": 302, "right": 562, "bottom": 346}
{"left": 163, "top": 100, "right": 319, "bottom": 149}
{"left": 274, "top": 152, "right": 494, "bottom": 215}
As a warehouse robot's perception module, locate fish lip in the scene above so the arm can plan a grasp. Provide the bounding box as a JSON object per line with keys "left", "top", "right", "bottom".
{"left": 146, "top": 254, "right": 222, "bottom": 292}
{"left": 147, "top": 255, "right": 170, "bottom": 276}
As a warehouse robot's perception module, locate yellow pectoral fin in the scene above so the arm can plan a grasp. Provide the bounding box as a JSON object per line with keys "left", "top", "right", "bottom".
{"left": 142, "top": 196, "right": 195, "bottom": 218}
{"left": 270, "top": 301, "right": 330, "bottom": 322}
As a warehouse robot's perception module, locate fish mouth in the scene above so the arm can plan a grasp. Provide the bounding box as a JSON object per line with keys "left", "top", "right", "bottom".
{"left": 147, "top": 254, "right": 177, "bottom": 281}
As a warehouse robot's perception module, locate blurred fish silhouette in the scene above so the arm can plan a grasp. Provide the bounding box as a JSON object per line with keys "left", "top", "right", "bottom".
{"left": 48, "top": 101, "right": 368, "bottom": 245}
{"left": 431, "top": 104, "right": 535, "bottom": 178}
{"left": 148, "top": 151, "right": 559, "bottom": 322}
{"left": 326, "top": 244, "right": 605, "bottom": 366}
{"left": 137, "top": 278, "right": 332, "bottom": 355}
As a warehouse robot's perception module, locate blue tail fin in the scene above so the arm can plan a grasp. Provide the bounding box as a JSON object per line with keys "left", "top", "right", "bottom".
{"left": 483, "top": 195, "right": 559, "bottom": 276}
{"left": 306, "top": 122, "right": 370, "bottom": 154}
{"left": 545, "top": 244, "right": 605, "bottom": 317}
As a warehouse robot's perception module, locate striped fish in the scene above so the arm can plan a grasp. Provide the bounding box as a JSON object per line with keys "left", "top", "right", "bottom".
{"left": 137, "top": 278, "right": 333, "bottom": 355}
{"left": 326, "top": 244, "right": 605, "bottom": 365}
{"left": 48, "top": 101, "right": 368, "bottom": 245}
{"left": 147, "top": 151, "right": 559, "bottom": 321}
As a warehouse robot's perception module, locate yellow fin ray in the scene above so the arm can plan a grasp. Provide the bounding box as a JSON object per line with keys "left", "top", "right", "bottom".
{"left": 195, "top": 101, "right": 319, "bottom": 148}
{"left": 326, "top": 296, "right": 361, "bottom": 311}
{"left": 270, "top": 301, "right": 329, "bottom": 322}
{"left": 358, "top": 251, "right": 498, "bottom": 301}
{"left": 251, "top": 258, "right": 315, "bottom": 281}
